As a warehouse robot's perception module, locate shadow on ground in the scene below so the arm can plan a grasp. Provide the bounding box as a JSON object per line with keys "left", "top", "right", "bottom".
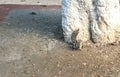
{"left": 4, "top": 9, "right": 63, "bottom": 40}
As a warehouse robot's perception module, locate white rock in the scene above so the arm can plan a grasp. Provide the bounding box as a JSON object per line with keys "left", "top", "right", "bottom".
{"left": 62, "top": 0, "right": 120, "bottom": 45}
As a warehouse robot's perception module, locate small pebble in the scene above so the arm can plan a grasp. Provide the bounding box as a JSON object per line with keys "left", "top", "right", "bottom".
{"left": 30, "top": 12, "right": 37, "bottom": 15}
{"left": 32, "top": 75, "right": 36, "bottom": 77}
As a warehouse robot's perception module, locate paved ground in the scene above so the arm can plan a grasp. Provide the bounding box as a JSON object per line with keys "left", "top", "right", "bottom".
{"left": 0, "top": 3, "right": 120, "bottom": 77}
{"left": 0, "top": 4, "right": 61, "bottom": 20}
{"left": 0, "top": 0, "right": 61, "bottom": 5}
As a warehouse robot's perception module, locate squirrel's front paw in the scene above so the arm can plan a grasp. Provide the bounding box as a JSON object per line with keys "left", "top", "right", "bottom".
{"left": 71, "top": 41, "right": 83, "bottom": 50}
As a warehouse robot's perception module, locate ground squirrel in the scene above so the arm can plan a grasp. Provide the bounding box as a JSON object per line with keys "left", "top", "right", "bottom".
{"left": 71, "top": 29, "right": 83, "bottom": 50}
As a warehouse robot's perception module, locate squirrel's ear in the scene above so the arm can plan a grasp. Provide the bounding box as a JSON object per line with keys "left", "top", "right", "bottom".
{"left": 76, "top": 29, "right": 79, "bottom": 32}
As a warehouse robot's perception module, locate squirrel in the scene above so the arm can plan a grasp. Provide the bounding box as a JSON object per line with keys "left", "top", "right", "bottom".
{"left": 71, "top": 29, "right": 83, "bottom": 50}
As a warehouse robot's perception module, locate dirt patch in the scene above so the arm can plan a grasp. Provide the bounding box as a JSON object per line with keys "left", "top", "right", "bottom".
{"left": 0, "top": 9, "right": 120, "bottom": 77}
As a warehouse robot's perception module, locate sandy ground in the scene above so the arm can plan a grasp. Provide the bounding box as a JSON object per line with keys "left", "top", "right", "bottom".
{"left": 0, "top": 7, "right": 120, "bottom": 77}
{"left": 0, "top": 0, "right": 61, "bottom": 5}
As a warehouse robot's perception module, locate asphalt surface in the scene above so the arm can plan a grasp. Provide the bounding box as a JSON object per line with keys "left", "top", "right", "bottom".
{"left": 0, "top": 0, "right": 61, "bottom": 5}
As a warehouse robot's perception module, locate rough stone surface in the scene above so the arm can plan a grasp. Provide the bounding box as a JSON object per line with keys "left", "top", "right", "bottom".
{"left": 62, "top": 0, "right": 120, "bottom": 45}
